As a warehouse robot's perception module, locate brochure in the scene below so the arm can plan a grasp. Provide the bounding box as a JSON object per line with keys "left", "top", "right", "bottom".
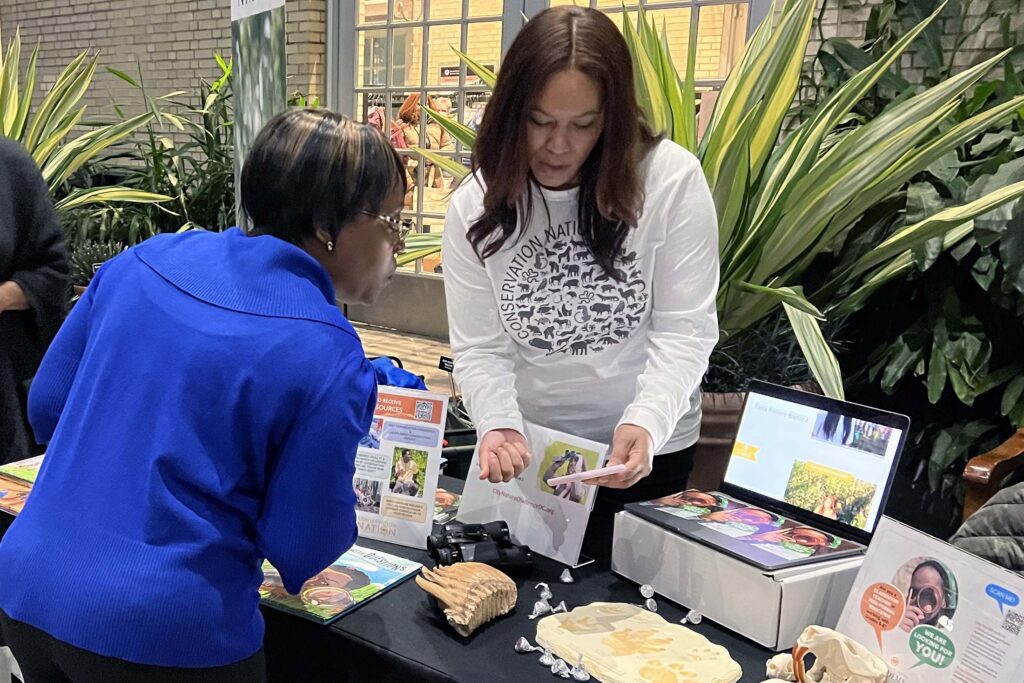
{"left": 0, "top": 476, "right": 32, "bottom": 516}
{"left": 456, "top": 422, "right": 608, "bottom": 567}
{"left": 836, "top": 516, "right": 1024, "bottom": 682}
{"left": 0, "top": 454, "right": 44, "bottom": 486}
{"left": 626, "top": 489, "right": 864, "bottom": 571}
{"left": 353, "top": 386, "right": 449, "bottom": 549}
{"left": 259, "top": 545, "right": 421, "bottom": 625}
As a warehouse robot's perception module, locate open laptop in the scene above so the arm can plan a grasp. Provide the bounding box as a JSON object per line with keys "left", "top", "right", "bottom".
{"left": 625, "top": 380, "right": 910, "bottom": 571}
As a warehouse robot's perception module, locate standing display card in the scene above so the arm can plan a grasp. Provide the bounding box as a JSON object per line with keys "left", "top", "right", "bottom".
{"left": 0, "top": 455, "right": 44, "bottom": 486}
{"left": 354, "top": 386, "right": 449, "bottom": 549}
{"left": 259, "top": 545, "right": 421, "bottom": 624}
{"left": 456, "top": 422, "right": 609, "bottom": 567}
{"left": 836, "top": 516, "right": 1024, "bottom": 683}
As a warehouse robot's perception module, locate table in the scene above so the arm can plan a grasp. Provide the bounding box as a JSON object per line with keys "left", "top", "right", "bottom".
{"left": 260, "top": 476, "right": 774, "bottom": 682}
{"left": 0, "top": 489, "right": 774, "bottom": 683}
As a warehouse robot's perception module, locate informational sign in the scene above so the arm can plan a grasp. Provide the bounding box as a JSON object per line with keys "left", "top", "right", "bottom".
{"left": 354, "top": 386, "right": 449, "bottom": 549}
{"left": 837, "top": 517, "right": 1024, "bottom": 683}
{"left": 439, "top": 63, "right": 495, "bottom": 86}
{"left": 457, "top": 422, "right": 608, "bottom": 566}
{"left": 231, "top": 0, "right": 284, "bottom": 22}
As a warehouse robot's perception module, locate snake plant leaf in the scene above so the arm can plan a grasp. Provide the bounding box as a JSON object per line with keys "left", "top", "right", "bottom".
{"left": 412, "top": 147, "right": 470, "bottom": 181}
{"left": 783, "top": 301, "right": 844, "bottom": 400}
{"left": 55, "top": 187, "right": 174, "bottom": 212}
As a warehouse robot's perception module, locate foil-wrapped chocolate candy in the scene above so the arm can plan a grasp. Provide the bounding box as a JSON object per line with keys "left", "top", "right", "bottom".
{"left": 570, "top": 655, "right": 591, "bottom": 681}
{"left": 551, "top": 600, "right": 568, "bottom": 614}
{"left": 539, "top": 648, "right": 556, "bottom": 667}
{"left": 551, "top": 659, "right": 571, "bottom": 678}
{"left": 686, "top": 609, "right": 703, "bottom": 625}
{"left": 529, "top": 600, "right": 553, "bottom": 620}
{"left": 514, "top": 636, "right": 540, "bottom": 654}
{"left": 639, "top": 584, "right": 655, "bottom": 599}
{"left": 559, "top": 568, "right": 575, "bottom": 584}
{"left": 644, "top": 598, "right": 658, "bottom": 613}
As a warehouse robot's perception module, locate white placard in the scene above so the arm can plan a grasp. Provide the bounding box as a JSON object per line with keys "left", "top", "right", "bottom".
{"left": 354, "top": 386, "right": 449, "bottom": 549}
{"left": 836, "top": 516, "right": 1024, "bottom": 682}
{"left": 231, "top": 0, "right": 284, "bottom": 22}
{"left": 456, "top": 422, "right": 609, "bottom": 567}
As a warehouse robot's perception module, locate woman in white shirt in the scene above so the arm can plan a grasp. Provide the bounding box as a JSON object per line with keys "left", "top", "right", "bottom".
{"left": 442, "top": 5, "right": 719, "bottom": 561}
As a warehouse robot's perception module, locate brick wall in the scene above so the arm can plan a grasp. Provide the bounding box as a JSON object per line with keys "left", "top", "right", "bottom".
{"left": 805, "top": 0, "right": 1024, "bottom": 81}
{"left": 0, "top": 0, "right": 326, "bottom": 123}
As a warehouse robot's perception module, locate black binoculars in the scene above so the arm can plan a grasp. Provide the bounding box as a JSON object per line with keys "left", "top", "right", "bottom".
{"left": 427, "top": 520, "right": 533, "bottom": 573}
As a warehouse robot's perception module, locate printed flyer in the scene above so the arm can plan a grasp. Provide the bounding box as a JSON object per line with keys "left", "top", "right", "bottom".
{"left": 456, "top": 421, "right": 608, "bottom": 567}
{"left": 259, "top": 545, "right": 421, "bottom": 624}
{"left": 353, "top": 386, "right": 448, "bottom": 549}
{"left": 0, "top": 476, "right": 32, "bottom": 516}
{"left": 836, "top": 516, "right": 1024, "bottom": 683}
{"left": 0, "top": 454, "right": 44, "bottom": 486}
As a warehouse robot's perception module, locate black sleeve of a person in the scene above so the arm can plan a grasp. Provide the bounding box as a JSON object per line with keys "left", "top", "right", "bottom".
{"left": 0, "top": 137, "right": 70, "bottom": 381}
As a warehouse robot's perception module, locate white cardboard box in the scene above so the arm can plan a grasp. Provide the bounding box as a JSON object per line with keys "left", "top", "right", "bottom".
{"left": 611, "top": 511, "right": 864, "bottom": 650}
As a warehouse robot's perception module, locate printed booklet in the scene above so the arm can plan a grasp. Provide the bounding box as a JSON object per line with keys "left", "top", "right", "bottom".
{"left": 259, "top": 545, "right": 421, "bottom": 624}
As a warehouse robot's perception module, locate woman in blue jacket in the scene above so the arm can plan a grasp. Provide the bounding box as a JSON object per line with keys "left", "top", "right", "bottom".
{"left": 0, "top": 108, "right": 410, "bottom": 681}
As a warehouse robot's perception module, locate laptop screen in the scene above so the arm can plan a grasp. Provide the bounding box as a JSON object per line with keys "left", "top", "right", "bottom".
{"left": 723, "top": 381, "right": 909, "bottom": 542}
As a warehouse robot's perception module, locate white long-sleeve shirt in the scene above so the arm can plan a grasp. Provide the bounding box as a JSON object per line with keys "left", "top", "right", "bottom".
{"left": 442, "top": 139, "right": 719, "bottom": 454}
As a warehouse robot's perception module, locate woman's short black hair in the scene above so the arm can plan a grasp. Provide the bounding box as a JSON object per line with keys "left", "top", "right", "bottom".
{"left": 241, "top": 108, "right": 406, "bottom": 244}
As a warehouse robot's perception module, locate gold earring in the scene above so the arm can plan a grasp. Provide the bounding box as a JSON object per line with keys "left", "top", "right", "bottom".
{"left": 326, "top": 241, "right": 334, "bottom": 252}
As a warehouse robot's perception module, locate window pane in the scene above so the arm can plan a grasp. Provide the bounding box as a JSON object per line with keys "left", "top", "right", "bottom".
{"left": 429, "top": 0, "right": 462, "bottom": 20}
{"left": 462, "top": 90, "right": 490, "bottom": 132}
{"left": 468, "top": 0, "right": 503, "bottom": 17}
{"left": 696, "top": 3, "right": 749, "bottom": 80}
{"left": 465, "top": 21, "right": 501, "bottom": 85}
{"left": 427, "top": 23, "right": 463, "bottom": 87}
{"left": 357, "top": 29, "right": 388, "bottom": 87}
{"left": 392, "top": 27, "right": 423, "bottom": 87}
{"left": 357, "top": 0, "right": 388, "bottom": 25}
{"left": 420, "top": 218, "right": 447, "bottom": 275}
{"left": 647, "top": 8, "right": 693, "bottom": 78}
{"left": 356, "top": 92, "right": 390, "bottom": 135}
{"left": 393, "top": 0, "right": 425, "bottom": 23}
{"left": 596, "top": 0, "right": 635, "bottom": 8}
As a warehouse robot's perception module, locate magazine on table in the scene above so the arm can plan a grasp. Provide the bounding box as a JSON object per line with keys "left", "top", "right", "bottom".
{"left": 0, "top": 454, "right": 45, "bottom": 486}
{"left": 0, "top": 476, "right": 33, "bottom": 516}
{"left": 259, "top": 545, "right": 421, "bottom": 625}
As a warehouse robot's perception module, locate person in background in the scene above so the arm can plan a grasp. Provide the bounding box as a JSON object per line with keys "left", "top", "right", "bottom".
{"left": 0, "top": 138, "right": 69, "bottom": 466}
{"left": 0, "top": 109, "right": 409, "bottom": 681}
{"left": 442, "top": 6, "right": 719, "bottom": 563}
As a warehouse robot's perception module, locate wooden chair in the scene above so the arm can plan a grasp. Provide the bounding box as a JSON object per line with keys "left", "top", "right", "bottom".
{"left": 961, "top": 429, "right": 1024, "bottom": 522}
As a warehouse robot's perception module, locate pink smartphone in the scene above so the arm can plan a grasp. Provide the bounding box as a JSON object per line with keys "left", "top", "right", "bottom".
{"left": 546, "top": 463, "right": 627, "bottom": 487}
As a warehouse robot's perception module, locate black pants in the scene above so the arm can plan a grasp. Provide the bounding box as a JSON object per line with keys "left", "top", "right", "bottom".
{"left": 0, "top": 610, "right": 266, "bottom": 683}
{"left": 581, "top": 445, "right": 696, "bottom": 567}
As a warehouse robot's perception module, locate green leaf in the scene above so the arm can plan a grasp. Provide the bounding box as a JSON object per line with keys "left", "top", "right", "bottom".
{"left": 927, "top": 341, "right": 948, "bottom": 404}
{"left": 53, "top": 186, "right": 173, "bottom": 211}
{"left": 0, "top": 28, "right": 22, "bottom": 136}
{"left": 1003, "top": 376, "right": 1024, "bottom": 417}
{"left": 105, "top": 66, "right": 140, "bottom": 88}
{"left": 421, "top": 106, "right": 476, "bottom": 150}
{"left": 411, "top": 147, "right": 469, "bottom": 181}
{"left": 736, "top": 282, "right": 824, "bottom": 319}
{"left": 880, "top": 338, "right": 923, "bottom": 394}
{"left": 782, "top": 302, "right": 844, "bottom": 400}
{"left": 451, "top": 47, "right": 497, "bottom": 89}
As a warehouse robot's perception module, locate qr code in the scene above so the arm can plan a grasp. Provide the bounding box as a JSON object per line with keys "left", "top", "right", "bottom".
{"left": 414, "top": 400, "right": 434, "bottom": 421}
{"left": 1002, "top": 610, "right": 1023, "bottom": 636}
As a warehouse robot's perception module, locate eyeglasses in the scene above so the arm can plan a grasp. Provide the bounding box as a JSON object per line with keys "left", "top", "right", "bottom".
{"left": 362, "top": 211, "right": 413, "bottom": 246}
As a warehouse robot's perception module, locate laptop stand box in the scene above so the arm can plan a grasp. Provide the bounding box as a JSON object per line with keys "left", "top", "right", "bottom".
{"left": 612, "top": 380, "right": 910, "bottom": 650}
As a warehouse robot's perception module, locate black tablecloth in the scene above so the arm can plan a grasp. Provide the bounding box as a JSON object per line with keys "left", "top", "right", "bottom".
{"left": 0, "top": 482, "right": 774, "bottom": 682}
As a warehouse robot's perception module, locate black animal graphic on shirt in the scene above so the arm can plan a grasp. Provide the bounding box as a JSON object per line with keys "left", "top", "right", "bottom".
{"left": 500, "top": 225, "right": 647, "bottom": 356}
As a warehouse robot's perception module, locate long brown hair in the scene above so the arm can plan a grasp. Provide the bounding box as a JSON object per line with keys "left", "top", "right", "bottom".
{"left": 468, "top": 6, "right": 659, "bottom": 277}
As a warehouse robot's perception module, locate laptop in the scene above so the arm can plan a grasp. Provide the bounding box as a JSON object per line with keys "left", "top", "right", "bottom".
{"left": 625, "top": 380, "right": 910, "bottom": 571}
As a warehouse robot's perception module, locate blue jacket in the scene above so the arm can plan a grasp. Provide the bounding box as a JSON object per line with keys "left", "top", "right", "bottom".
{"left": 0, "top": 228, "right": 376, "bottom": 667}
